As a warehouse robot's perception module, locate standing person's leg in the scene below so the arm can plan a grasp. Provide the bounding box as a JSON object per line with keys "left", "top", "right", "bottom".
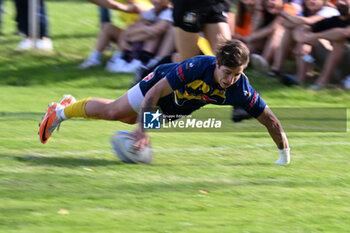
{"left": 174, "top": 28, "right": 200, "bottom": 62}
{"left": 202, "top": 22, "right": 231, "bottom": 52}
{"left": 36, "top": 0, "right": 53, "bottom": 50}
{"left": 172, "top": 0, "right": 201, "bottom": 62}
{"left": 99, "top": 7, "right": 111, "bottom": 27}
{"left": 15, "top": 0, "right": 28, "bottom": 36}
{"left": 202, "top": 1, "right": 231, "bottom": 52}
{"left": 15, "top": 0, "right": 35, "bottom": 50}
{"left": 39, "top": 0, "right": 47, "bottom": 38}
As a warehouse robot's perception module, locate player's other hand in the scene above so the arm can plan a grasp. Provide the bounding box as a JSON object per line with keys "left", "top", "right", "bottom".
{"left": 132, "top": 127, "right": 150, "bottom": 151}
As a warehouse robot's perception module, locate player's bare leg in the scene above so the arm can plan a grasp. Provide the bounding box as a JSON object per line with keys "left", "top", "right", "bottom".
{"left": 85, "top": 93, "right": 138, "bottom": 122}
{"left": 39, "top": 93, "right": 138, "bottom": 143}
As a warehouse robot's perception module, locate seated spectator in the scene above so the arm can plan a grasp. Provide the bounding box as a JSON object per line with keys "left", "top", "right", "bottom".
{"left": 105, "top": 0, "right": 173, "bottom": 73}
{"left": 234, "top": 0, "right": 286, "bottom": 73}
{"left": 78, "top": 0, "right": 160, "bottom": 70}
{"left": 14, "top": 0, "right": 53, "bottom": 51}
{"left": 233, "top": 0, "right": 257, "bottom": 38}
{"left": 294, "top": 0, "right": 350, "bottom": 88}
{"left": 270, "top": 0, "right": 339, "bottom": 81}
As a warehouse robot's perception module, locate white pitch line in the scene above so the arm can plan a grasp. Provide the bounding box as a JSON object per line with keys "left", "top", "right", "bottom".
{"left": 152, "top": 141, "right": 350, "bottom": 152}
{"left": 3, "top": 142, "right": 350, "bottom": 158}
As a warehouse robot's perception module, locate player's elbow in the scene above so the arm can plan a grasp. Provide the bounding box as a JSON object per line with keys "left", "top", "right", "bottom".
{"left": 259, "top": 112, "right": 282, "bottom": 131}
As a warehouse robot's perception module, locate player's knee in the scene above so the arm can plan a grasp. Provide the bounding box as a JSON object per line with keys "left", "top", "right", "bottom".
{"left": 120, "top": 116, "right": 137, "bottom": 124}
{"left": 102, "top": 108, "right": 121, "bottom": 121}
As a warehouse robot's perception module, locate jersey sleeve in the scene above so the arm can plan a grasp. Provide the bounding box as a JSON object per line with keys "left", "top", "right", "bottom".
{"left": 237, "top": 76, "right": 267, "bottom": 118}
{"left": 165, "top": 56, "right": 213, "bottom": 90}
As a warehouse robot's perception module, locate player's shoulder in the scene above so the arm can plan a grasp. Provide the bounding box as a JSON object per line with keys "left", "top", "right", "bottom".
{"left": 227, "top": 73, "right": 253, "bottom": 94}
{"left": 236, "top": 72, "right": 250, "bottom": 87}
{"left": 181, "top": 55, "right": 216, "bottom": 70}
{"left": 189, "top": 55, "right": 216, "bottom": 63}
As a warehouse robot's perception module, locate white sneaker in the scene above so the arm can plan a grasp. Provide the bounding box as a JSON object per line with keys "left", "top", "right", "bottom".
{"left": 105, "top": 58, "right": 127, "bottom": 73}
{"left": 78, "top": 57, "right": 102, "bottom": 69}
{"left": 250, "top": 53, "right": 269, "bottom": 74}
{"left": 120, "top": 59, "right": 142, "bottom": 73}
{"left": 17, "top": 38, "right": 34, "bottom": 51}
{"left": 343, "top": 76, "right": 350, "bottom": 90}
{"left": 35, "top": 39, "right": 53, "bottom": 51}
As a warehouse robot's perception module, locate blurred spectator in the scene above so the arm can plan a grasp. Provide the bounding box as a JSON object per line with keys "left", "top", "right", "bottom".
{"left": 14, "top": 0, "right": 53, "bottom": 51}
{"left": 294, "top": 0, "right": 350, "bottom": 89}
{"left": 99, "top": 7, "right": 112, "bottom": 26}
{"left": 105, "top": 0, "right": 173, "bottom": 73}
{"left": 233, "top": 0, "right": 257, "bottom": 38}
{"left": 79, "top": 0, "right": 152, "bottom": 69}
{"left": 0, "top": 0, "right": 3, "bottom": 36}
{"left": 270, "top": 0, "right": 339, "bottom": 82}
{"left": 236, "top": 0, "right": 286, "bottom": 73}
{"left": 79, "top": 0, "right": 172, "bottom": 72}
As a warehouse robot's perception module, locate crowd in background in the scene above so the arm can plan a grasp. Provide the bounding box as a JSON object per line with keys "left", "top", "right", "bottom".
{"left": 1, "top": 0, "right": 350, "bottom": 89}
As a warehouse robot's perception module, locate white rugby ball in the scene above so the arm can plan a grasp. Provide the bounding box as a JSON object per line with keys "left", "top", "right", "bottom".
{"left": 110, "top": 131, "right": 153, "bottom": 164}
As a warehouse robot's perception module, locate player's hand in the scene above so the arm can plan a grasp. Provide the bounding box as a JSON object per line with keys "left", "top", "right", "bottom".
{"left": 132, "top": 127, "right": 150, "bottom": 151}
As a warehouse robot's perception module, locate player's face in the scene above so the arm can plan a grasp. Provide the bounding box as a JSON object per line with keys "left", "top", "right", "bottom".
{"left": 214, "top": 64, "right": 245, "bottom": 88}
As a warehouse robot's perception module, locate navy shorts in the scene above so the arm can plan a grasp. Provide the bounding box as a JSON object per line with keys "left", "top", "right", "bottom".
{"left": 172, "top": 0, "right": 230, "bottom": 33}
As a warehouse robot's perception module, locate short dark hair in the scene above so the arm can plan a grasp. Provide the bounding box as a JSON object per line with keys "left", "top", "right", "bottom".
{"left": 216, "top": 39, "right": 250, "bottom": 68}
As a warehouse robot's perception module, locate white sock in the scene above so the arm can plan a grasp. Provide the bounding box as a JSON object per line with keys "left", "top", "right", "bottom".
{"left": 275, "top": 148, "right": 291, "bottom": 165}
{"left": 57, "top": 107, "right": 67, "bottom": 120}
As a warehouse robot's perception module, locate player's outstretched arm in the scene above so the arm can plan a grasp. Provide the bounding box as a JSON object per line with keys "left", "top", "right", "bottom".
{"left": 257, "top": 107, "right": 291, "bottom": 165}
{"left": 133, "top": 78, "right": 173, "bottom": 150}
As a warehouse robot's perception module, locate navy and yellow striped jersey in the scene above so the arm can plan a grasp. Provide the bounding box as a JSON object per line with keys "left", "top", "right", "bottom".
{"left": 139, "top": 55, "right": 266, "bottom": 118}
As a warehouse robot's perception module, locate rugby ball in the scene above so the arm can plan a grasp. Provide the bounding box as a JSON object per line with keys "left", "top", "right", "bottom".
{"left": 110, "top": 131, "right": 153, "bottom": 164}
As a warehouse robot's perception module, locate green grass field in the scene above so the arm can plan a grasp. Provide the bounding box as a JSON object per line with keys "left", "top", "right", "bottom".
{"left": 1, "top": 1, "right": 350, "bottom": 232}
